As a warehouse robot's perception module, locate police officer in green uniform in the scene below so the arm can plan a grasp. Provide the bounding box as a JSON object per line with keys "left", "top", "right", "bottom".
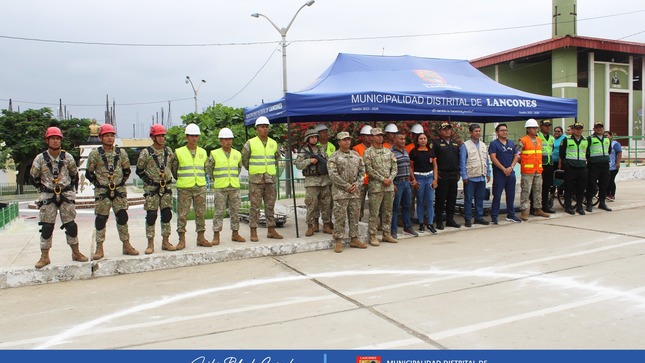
{"left": 586, "top": 122, "right": 612, "bottom": 212}
{"left": 172, "top": 123, "right": 211, "bottom": 249}
{"left": 558, "top": 122, "right": 588, "bottom": 215}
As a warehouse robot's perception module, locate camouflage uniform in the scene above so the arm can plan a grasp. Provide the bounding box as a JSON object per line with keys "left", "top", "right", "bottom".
{"left": 31, "top": 150, "right": 80, "bottom": 249}
{"left": 241, "top": 138, "right": 280, "bottom": 228}
{"left": 294, "top": 143, "right": 332, "bottom": 227}
{"left": 312, "top": 142, "right": 335, "bottom": 227}
{"left": 327, "top": 148, "right": 365, "bottom": 239}
{"left": 171, "top": 147, "right": 207, "bottom": 234}
{"left": 86, "top": 147, "right": 132, "bottom": 245}
{"left": 136, "top": 146, "right": 175, "bottom": 239}
{"left": 363, "top": 145, "right": 398, "bottom": 237}
{"left": 205, "top": 148, "right": 242, "bottom": 232}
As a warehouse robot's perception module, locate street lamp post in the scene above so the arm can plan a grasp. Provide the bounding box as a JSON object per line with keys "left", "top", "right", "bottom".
{"left": 251, "top": 0, "right": 315, "bottom": 96}
{"left": 185, "top": 76, "right": 206, "bottom": 114}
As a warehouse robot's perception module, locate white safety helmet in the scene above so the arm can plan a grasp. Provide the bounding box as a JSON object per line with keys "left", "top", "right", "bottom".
{"left": 524, "top": 118, "right": 539, "bottom": 128}
{"left": 384, "top": 123, "right": 398, "bottom": 133}
{"left": 218, "top": 128, "right": 234, "bottom": 139}
{"left": 255, "top": 116, "right": 270, "bottom": 127}
{"left": 410, "top": 124, "right": 424, "bottom": 134}
{"left": 359, "top": 125, "right": 372, "bottom": 135}
{"left": 314, "top": 123, "right": 328, "bottom": 133}
{"left": 185, "top": 123, "right": 201, "bottom": 135}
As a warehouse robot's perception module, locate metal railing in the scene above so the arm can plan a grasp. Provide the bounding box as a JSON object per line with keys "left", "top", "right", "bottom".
{"left": 614, "top": 135, "right": 644, "bottom": 166}
{"left": 0, "top": 183, "right": 38, "bottom": 197}
{"left": 0, "top": 201, "right": 19, "bottom": 229}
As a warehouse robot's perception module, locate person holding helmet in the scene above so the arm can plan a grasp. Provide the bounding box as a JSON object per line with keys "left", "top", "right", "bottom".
{"left": 204, "top": 128, "right": 247, "bottom": 245}
{"left": 383, "top": 123, "right": 398, "bottom": 149}
{"left": 86, "top": 123, "right": 139, "bottom": 259}
{"left": 171, "top": 123, "right": 211, "bottom": 249}
{"left": 295, "top": 128, "right": 333, "bottom": 236}
{"left": 353, "top": 125, "right": 372, "bottom": 221}
{"left": 135, "top": 124, "right": 177, "bottom": 254}
{"left": 517, "top": 118, "right": 550, "bottom": 221}
{"left": 30, "top": 126, "right": 88, "bottom": 268}
{"left": 241, "top": 116, "right": 283, "bottom": 241}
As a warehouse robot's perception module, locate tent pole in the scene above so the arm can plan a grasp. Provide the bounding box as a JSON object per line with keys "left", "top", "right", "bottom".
{"left": 286, "top": 116, "right": 300, "bottom": 237}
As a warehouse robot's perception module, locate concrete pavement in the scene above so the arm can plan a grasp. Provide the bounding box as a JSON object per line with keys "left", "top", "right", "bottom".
{"left": 1, "top": 167, "right": 644, "bottom": 290}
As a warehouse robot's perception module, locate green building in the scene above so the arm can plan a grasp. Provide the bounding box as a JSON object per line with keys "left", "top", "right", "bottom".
{"left": 471, "top": 0, "right": 644, "bottom": 148}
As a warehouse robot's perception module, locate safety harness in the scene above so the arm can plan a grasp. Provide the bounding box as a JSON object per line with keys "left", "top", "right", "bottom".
{"left": 36, "top": 151, "right": 75, "bottom": 207}
{"left": 94, "top": 147, "right": 128, "bottom": 201}
{"left": 142, "top": 146, "right": 172, "bottom": 197}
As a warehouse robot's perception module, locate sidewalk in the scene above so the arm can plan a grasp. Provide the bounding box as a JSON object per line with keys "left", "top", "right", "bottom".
{"left": 1, "top": 167, "right": 644, "bottom": 289}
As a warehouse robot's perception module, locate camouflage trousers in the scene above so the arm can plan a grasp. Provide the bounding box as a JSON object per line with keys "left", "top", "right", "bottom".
{"left": 368, "top": 190, "right": 394, "bottom": 236}
{"left": 358, "top": 183, "right": 368, "bottom": 221}
{"left": 144, "top": 191, "right": 173, "bottom": 239}
{"left": 213, "top": 188, "right": 241, "bottom": 232}
{"left": 305, "top": 185, "right": 331, "bottom": 225}
{"left": 520, "top": 173, "right": 543, "bottom": 210}
{"left": 249, "top": 182, "right": 277, "bottom": 228}
{"left": 176, "top": 185, "right": 207, "bottom": 233}
{"left": 95, "top": 195, "right": 130, "bottom": 244}
{"left": 313, "top": 184, "right": 333, "bottom": 222}
{"left": 38, "top": 200, "right": 78, "bottom": 249}
{"left": 332, "top": 198, "right": 360, "bottom": 239}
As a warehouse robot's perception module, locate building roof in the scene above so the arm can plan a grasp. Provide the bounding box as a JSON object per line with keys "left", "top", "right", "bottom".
{"left": 470, "top": 35, "right": 645, "bottom": 68}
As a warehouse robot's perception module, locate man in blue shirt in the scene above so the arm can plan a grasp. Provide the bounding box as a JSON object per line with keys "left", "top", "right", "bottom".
{"left": 459, "top": 124, "right": 491, "bottom": 227}
{"left": 391, "top": 132, "right": 419, "bottom": 238}
{"left": 488, "top": 123, "right": 521, "bottom": 224}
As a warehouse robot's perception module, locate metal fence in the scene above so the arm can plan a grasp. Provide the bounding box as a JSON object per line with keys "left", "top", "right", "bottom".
{"left": 0, "top": 183, "right": 38, "bottom": 197}
{"left": 615, "top": 135, "right": 645, "bottom": 166}
{"left": 0, "top": 201, "right": 19, "bottom": 229}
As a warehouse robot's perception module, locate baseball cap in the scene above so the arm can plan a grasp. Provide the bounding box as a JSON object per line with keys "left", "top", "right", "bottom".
{"left": 573, "top": 122, "right": 584, "bottom": 129}
{"left": 440, "top": 122, "right": 452, "bottom": 130}
{"left": 336, "top": 131, "right": 351, "bottom": 140}
{"left": 594, "top": 121, "right": 604, "bottom": 128}
{"left": 540, "top": 119, "right": 552, "bottom": 126}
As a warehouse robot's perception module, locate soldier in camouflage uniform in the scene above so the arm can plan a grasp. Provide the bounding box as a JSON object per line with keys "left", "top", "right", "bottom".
{"left": 327, "top": 131, "right": 368, "bottom": 253}
{"left": 241, "top": 116, "right": 283, "bottom": 242}
{"left": 363, "top": 127, "right": 399, "bottom": 246}
{"left": 31, "top": 127, "right": 88, "bottom": 268}
{"left": 205, "top": 127, "right": 247, "bottom": 244}
{"left": 85, "top": 124, "right": 139, "bottom": 259}
{"left": 294, "top": 128, "right": 333, "bottom": 237}
{"left": 136, "top": 124, "right": 177, "bottom": 254}
{"left": 171, "top": 123, "right": 211, "bottom": 249}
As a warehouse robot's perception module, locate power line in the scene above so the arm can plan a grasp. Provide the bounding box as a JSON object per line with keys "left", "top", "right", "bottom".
{"left": 220, "top": 46, "right": 281, "bottom": 105}
{"left": 0, "top": 97, "right": 193, "bottom": 107}
{"left": 0, "top": 10, "right": 642, "bottom": 48}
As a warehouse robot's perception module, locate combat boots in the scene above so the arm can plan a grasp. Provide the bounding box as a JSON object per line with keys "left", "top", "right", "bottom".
{"left": 382, "top": 232, "right": 398, "bottom": 243}
{"left": 534, "top": 209, "right": 551, "bottom": 218}
{"left": 145, "top": 238, "right": 155, "bottom": 254}
{"left": 176, "top": 233, "right": 186, "bottom": 250}
{"left": 122, "top": 241, "right": 140, "bottom": 256}
{"left": 369, "top": 234, "right": 380, "bottom": 246}
{"left": 211, "top": 231, "right": 220, "bottom": 246}
{"left": 232, "top": 230, "right": 246, "bottom": 242}
{"left": 35, "top": 249, "right": 51, "bottom": 269}
{"left": 250, "top": 227, "right": 259, "bottom": 242}
{"left": 197, "top": 231, "right": 213, "bottom": 247}
{"left": 520, "top": 209, "right": 530, "bottom": 221}
{"left": 313, "top": 221, "right": 320, "bottom": 233}
{"left": 267, "top": 227, "right": 283, "bottom": 239}
{"left": 334, "top": 239, "right": 343, "bottom": 253}
{"left": 71, "top": 244, "right": 88, "bottom": 262}
{"left": 349, "top": 237, "right": 367, "bottom": 249}
{"left": 92, "top": 242, "right": 104, "bottom": 260}
{"left": 162, "top": 236, "right": 177, "bottom": 251}
{"left": 305, "top": 224, "right": 315, "bottom": 237}
{"left": 322, "top": 222, "right": 334, "bottom": 234}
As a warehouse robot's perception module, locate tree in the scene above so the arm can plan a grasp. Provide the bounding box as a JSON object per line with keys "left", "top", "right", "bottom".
{"left": 0, "top": 108, "right": 91, "bottom": 193}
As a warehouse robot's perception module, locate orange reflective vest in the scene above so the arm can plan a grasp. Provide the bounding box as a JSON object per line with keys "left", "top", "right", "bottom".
{"left": 353, "top": 143, "right": 369, "bottom": 185}
{"left": 519, "top": 135, "right": 543, "bottom": 174}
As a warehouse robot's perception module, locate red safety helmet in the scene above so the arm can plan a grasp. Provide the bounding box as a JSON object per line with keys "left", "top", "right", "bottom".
{"left": 44, "top": 127, "right": 63, "bottom": 140}
{"left": 150, "top": 124, "right": 167, "bottom": 137}
{"left": 99, "top": 124, "right": 116, "bottom": 136}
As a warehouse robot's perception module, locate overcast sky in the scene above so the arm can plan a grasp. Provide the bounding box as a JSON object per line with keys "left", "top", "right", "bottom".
{"left": 1, "top": 0, "right": 643, "bottom": 137}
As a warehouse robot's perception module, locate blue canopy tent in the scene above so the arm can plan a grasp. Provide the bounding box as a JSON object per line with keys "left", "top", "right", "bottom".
{"left": 242, "top": 53, "right": 578, "bottom": 237}
{"left": 244, "top": 53, "right": 578, "bottom": 125}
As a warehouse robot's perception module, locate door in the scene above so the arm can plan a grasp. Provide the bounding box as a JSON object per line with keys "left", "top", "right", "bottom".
{"left": 609, "top": 92, "right": 629, "bottom": 146}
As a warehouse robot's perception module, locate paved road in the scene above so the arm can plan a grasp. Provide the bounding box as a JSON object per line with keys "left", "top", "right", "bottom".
{"left": 0, "top": 180, "right": 644, "bottom": 349}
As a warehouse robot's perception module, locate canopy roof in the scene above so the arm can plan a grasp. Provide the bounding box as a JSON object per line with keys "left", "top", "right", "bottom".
{"left": 244, "top": 53, "right": 577, "bottom": 126}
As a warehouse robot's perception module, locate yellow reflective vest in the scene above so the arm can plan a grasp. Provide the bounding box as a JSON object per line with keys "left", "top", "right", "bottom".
{"left": 175, "top": 146, "right": 207, "bottom": 188}
{"left": 248, "top": 137, "right": 278, "bottom": 175}
{"left": 210, "top": 148, "right": 241, "bottom": 188}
